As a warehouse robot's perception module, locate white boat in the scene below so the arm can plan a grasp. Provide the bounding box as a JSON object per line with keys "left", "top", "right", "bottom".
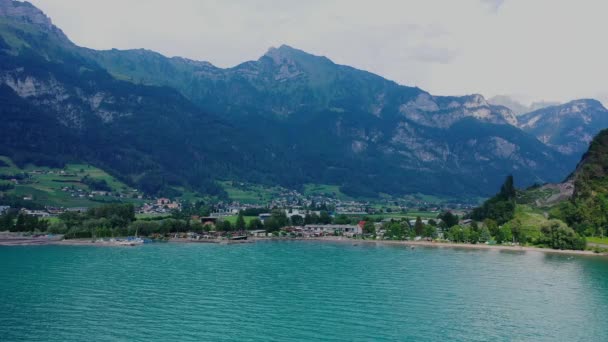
{"left": 99, "top": 237, "right": 144, "bottom": 246}
{"left": 117, "top": 238, "right": 144, "bottom": 246}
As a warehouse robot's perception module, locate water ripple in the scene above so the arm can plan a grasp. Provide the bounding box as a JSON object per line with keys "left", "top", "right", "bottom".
{"left": 1, "top": 242, "right": 607, "bottom": 341}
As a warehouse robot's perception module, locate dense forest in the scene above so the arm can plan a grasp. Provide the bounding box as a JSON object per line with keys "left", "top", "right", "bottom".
{"left": 549, "top": 129, "right": 608, "bottom": 237}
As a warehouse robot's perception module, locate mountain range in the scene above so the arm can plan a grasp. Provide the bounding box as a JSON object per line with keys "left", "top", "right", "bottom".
{"left": 488, "top": 95, "right": 561, "bottom": 116}
{"left": 518, "top": 99, "right": 608, "bottom": 156}
{"left": 1, "top": 0, "right": 606, "bottom": 199}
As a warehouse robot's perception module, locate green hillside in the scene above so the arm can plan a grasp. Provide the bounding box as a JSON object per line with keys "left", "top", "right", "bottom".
{"left": 0, "top": 156, "right": 144, "bottom": 207}
{"left": 219, "top": 181, "right": 285, "bottom": 204}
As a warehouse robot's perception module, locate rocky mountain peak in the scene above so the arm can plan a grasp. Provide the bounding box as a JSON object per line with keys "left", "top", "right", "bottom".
{"left": 0, "top": 0, "right": 68, "bottom": 41}
{"left": 258, "top": 45, "right": 320, "bottom": 81}
{"left": 519, "top": 98, "right": 608, "bottom": 156}
{"left": 563, "top": 99, "right": 606, "bottom": 112}
{"left": 262, "top": 44, "right": 332, "bottom": 66}
{"left": 264, "top": 45, "right": 301, "bottom": 62}
{"left": 462, "top": 94, "right": 489, "bottom": 108}
{"left": 0, "top": 0, "right": 51, "bottom": 29}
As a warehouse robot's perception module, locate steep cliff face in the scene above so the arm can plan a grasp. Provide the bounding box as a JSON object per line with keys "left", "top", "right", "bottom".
{"left": 400, "top": 93, "right": 518, "bottom": 128}
{"left": 0, "top": 0, "right": 52, "bottom": 30}
{"left": 0, "top": 0, "right": 575, "bottom": 197}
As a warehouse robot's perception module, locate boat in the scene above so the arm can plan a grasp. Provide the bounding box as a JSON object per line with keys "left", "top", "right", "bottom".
{"left": 102, "top": 237, "right": 144, "bottom": 246}
{"left": 120, "top": 237, "right": 144, "bottom": 246}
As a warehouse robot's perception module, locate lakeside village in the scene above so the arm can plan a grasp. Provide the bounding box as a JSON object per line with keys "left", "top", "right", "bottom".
{"left": 0, "top": 175, "right": 596, "bottom": 252}
{"left": 0, "top": 197, "right": 593, "bottom": 252}
{"left": 0, "top": 190, "right": 475, "bottom": 246}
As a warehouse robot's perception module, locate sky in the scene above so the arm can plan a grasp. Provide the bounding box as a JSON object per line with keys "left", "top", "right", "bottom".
{"left": 29, "top": 0, "right": 608, "bottom": 106}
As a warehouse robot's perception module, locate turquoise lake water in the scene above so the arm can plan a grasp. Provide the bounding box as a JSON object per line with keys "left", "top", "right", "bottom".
{"left": 1, "top": 241, "right": 607, "bottom": 341}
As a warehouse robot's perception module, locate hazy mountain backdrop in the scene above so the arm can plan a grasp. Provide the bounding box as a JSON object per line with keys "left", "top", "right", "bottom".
{"left": 1, "top": 0, "right": 605, "bottom": 199}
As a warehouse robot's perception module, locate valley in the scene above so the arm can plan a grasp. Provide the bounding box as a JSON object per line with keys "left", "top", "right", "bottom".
{"left": 0, "top": 0, "right": 607, "bottom": 253}
{"left": 1, "top": 0, "right": 600, "bottom": 200}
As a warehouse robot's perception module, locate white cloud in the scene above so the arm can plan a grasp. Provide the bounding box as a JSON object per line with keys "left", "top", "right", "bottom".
{"left": 28, "top": 0, "right": 608, "bottom": 106}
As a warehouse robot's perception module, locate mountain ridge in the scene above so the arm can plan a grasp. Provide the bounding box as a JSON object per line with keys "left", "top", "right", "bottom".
{"left": 518, "top": 99, "right": 608, "bottom": 156}
{"left": 0, "top": 0, "right": 590, "bottom": 199}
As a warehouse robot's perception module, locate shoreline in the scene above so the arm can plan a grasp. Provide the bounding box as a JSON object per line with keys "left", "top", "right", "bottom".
{"left": 254, "top": 236, "right": 608, "bottom": 257}
{"left": 1, "top": 235, "right": 606, "bottom": 257}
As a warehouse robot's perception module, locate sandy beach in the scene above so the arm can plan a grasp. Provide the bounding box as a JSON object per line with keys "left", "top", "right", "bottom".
{"left": 283, "top": 236, "right": 608, "bottom": 257}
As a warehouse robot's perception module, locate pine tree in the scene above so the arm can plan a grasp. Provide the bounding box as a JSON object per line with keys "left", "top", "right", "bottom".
{"left": 414, "top": 216, "right": 425, "bottom": 236}
{"left": 499, "top": 175, "right": 516, "bottom": 200}
{"left": 235, "top": 212, "right": 246, "bottom": 230}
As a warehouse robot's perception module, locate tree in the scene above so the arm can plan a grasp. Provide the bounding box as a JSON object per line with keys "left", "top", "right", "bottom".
{"left": 161, "top": 218, "right": 189, "bottom": 233}
{"left": 423, "top": 224, "right": 437, "bottom": 239}
{"left": 499, "top": 175, "right": 516, "bottom": 200}
{"left": 363, "top": 221, "right": 376, "bottom": 235}
{"left": 469, "top": 229, "right": 480, "bottom": 244}
{"left": 539, "top": 220, "right": 586, "bottom": 250}
{"left": 304, "top": 213, "right": 319, "bottom": 225}
{"left": 319, "top": 211, "right": 332, "bottom": 224}
{"left": 496, "top": 226, "right": 513, "bottom": 244}
{"left": 218, "top": 220, "right": 233, "bottom": 232}
{"left": 265, "top": 210, "right": 289, "bottom": 232}
{"left": 0, "top": 212, "right": 15, "bottom": 231}
{"left": 414, "top": 216, "right": 425, "bottom": 236}
{"left": 385, "top": 221, "right": 406, "bottom": 240}
{"left": 264, "top": 218, "right": 281, "bottom": 232}
{"left": 14, "top": 213, "right": 26, "bottom": 232}
{"left": 333, "top": 214, "right": 350, "bottom": 225}
{"left": 235, "top": 213, "right": 246, "bottom": 230}
{"left": 290, "top": 215, "right": 304, "bottom": 226}
{"left": 471, "top": 176, "right": 517, "bottom": 224}
{"left": 130, "top": 220, "right": 161, "bottom": 236}
{"left": 447, "top": 225, "right": 464, "bottom": 242}
{"left": 438, "top": 211, "right": 459, "bottom": 229}
{"left": 247, "top": 218, "right": 264, "bottom": 230}
{"left": 479, "top": 226, "right": 491, "bottom": 243}
{"left": 509, "top": 218, "right": 525, "bottom": 244}
{"left": 484, "top": 219, "right": 499, "bottom": 238}
{"left": 87, "top": 203, "right": 135, "bottom": 228}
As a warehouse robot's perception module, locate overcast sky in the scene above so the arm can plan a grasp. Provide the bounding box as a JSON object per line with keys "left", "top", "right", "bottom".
{"left": 29, "top": 0, "right": 608, "bottom": 106}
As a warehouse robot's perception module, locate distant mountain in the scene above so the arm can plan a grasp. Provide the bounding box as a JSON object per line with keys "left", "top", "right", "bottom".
{"left": 529, "top": 100, "right": 562, "bottom": 112}
{"left": 0, "top": 0, "right": 574, "bottom": 198}
{"left": 518, "top": 99, "right": 608, "bottom": 156}
{"left": 488, "top": 96, "right": 530, "bottom": 116}
{"left": 488, "top": 95, "right": 560, "bottom": 116}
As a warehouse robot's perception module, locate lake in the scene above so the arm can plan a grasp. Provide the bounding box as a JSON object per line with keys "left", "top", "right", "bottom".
{"left": 1, "top": 241, "right": 607, "bottom": 341}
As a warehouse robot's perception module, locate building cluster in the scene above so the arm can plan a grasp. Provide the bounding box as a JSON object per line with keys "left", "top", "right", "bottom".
{"left": 59, "top": 186, "right": 142, "bottom": 200}
{"left": 138, "top": 198, "right": 182, "bottom": 215}
{"left": 284, "top": 223, "right": 364, "bottom": 237}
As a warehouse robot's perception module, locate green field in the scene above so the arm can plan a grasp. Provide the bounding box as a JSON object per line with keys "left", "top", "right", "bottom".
{"left": 219, "top": 181, "right": 284, "bottom": 204}
{"left": 403, "top": 211, "right": 442, "bottom": 219}
{"left": 303, "top": 184, "right": 353, "bottom": 201}
{"left": 587, "top": 237, "right": 608, "bottom": 245}
{"left": 135, "top": 213, "right": 172, "bottom": 220}
{"left": 345, "top": 211, "right": 440, "bottom": 221}
{"left": 502, "top": 205, "right": 552, "bottom": 240}
{"left": 222, "top": 215, "right": 258, "bottom": 225}
{"left": 0, "top": 157, "right": 144, "bottom": 207}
